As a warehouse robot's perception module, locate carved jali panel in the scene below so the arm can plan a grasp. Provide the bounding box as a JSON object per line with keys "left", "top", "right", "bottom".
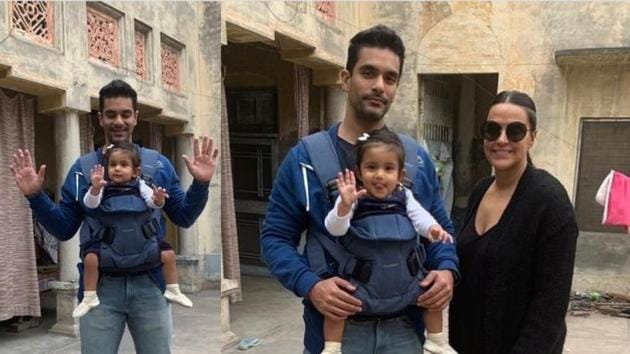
{"left": 135, "top": 31, "right": 147, "bottom": 78}
{"left": 315, "top": 1, "right": 335, "bottom": 22}
{"left": 11, "top": 1, "right": 54, "bottom": 45}
{"left": 161, "top": 43, "right": 180, "bottom": 91}
{"left": 87, "top": 7, "right": 119, "bottom": 66}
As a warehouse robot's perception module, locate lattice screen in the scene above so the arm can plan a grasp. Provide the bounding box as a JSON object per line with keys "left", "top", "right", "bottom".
{"left": 161, "top": 42, "right": 180, "bottom": 91}
{"left": 315, "top": 1, "right": 335, "bottom": 22}
{"left": 135, "top": 30, "right": 147, "bottom": 78}
{"left": 86, "top": 6, "right": 119, "bottom": 66}
{"left": 11, "top": 1, "right": 54, "bottom": 45}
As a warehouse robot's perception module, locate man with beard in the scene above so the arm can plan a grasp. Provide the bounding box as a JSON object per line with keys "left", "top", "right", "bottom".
{"left": 10, "top": 79, "right": 218, "bottom": 354}
{"left": 261, "top": 25, "right": 459, "bottom": 354}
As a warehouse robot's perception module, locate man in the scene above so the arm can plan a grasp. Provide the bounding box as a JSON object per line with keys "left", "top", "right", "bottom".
{"left": 260, "top": 25, "right": 459, "bottom": 354}
{"left": 10, "top": 80, "right": 218, "bottom": 354}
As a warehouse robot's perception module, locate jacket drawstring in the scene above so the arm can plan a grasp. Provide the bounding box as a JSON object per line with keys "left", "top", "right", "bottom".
{"left": 75, "top": 171, "right": 83, "bottom": 201}
{"left": 299, "top": 162, "right": 313, "bottom": 212}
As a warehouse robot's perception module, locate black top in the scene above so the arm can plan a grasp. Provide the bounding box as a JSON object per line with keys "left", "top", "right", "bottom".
{"left": 336, "top": 136, "right": 356, "bottom": 170}
{"left": 449, "top": 166, "right": 579, "bottom": 354}
{"left": 449, "top": 205, "right": 494, "bottom": 354}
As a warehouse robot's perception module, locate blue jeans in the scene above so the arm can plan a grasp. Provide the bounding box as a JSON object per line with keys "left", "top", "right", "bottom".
{"left": 304, "top": 316, "right": 421, "bottom": 354}
{"left": 79, "top": 274, "right": 172, "bottom": 354}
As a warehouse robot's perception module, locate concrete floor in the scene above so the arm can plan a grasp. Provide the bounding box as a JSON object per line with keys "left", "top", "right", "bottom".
{"left": 0, "top": 289, "right": 220, "bottom": 354}
{"left": 227, "top": 275, "right": 630, "bottom": 354}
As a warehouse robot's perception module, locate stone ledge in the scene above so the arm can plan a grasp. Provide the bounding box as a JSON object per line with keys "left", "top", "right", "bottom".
{"left": 556, "top": 47, "right": 630, "bottom": 66}
{"left": 48, "top": 281, "right": 79, "bottom": 291}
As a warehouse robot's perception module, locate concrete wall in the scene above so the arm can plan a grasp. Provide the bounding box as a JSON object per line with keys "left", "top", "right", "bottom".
{"left": 573, "top": 232, "right": 630, "bottom": 294}
{"left": 0, "top": 1, "right": 201, "bottom": 119}
{"left": 0, "top": 1, "right": 222, "bottom": 285}
{"left": 192, "top": 2, "right": 223, "bottom": 282}
{"left": 416, "top": 2, "right": 630, "bottom": 197}
{"left": 222, "top": 2, "right": 351, "bottom": 69}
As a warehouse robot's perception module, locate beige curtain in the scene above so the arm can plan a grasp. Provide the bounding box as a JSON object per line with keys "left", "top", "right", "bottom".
{"left": 79, "top": 113, "right": 95, "bottom": 154}
{"left": 221, "top": 71, "right": 241, "bottom": 301}
{"left": 148, "top": 122, "right": 163, "bottom": 152}
{"left": 294, "top": 64, "right": 310, "bottom": 138}
{"left": 0, "top": 88, "right": 41, "bottom": 320}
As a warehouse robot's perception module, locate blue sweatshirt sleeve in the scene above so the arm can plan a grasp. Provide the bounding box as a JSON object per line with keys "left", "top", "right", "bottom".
{"left": 415, "top": 147, "right": 460, "bottom": 276}
{"left": 159, "top": 156, "right": 209, "bottom": 228}
{"left": 260, "top": 149, "right": 321, "bottom": 298}
{"left": 27, "top": 160, "right": 85, "bottom": 241}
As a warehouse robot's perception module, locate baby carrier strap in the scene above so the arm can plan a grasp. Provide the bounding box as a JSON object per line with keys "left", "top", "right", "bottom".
{"left": 398, "top": 134, "right": 418, "bottom": 189}
{"left": 301, "top": 131, "right": 340, "bottom": 204}
{"left": 306, "top": 229, "right": 371, "bottom": 283}
{"left": 138, "top": 147, "right": 159, "bottom": 184}
{"left": 79, "top": 151, "right": 99, "bottom": 186}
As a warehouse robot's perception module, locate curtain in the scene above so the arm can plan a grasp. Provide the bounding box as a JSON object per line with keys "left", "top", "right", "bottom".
{"left": 294, "top": 64, "right": 310, "bottom": 138}
{"left": 148, "top": 122, "right": 163, "bottom": 152}
{"left": 221, "top": 70, "right": 241, "bottom": 301}
{"left": 0, "top": 88, "right": 41, "bottom": 320}
{"left": 79, "top": 113, "right": 95, "bottom": 154}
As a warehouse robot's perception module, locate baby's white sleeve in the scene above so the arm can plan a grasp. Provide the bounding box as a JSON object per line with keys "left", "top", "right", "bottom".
{"left": 83, "top": 187, "right": 103, "bottom": 209}
{"left": 140, "top": 180, "right": 162, "bottom": 209}
{"left": 404, "top": 188, "right": 438, "bottom": 238}
{"left": 324, "top": 196, "right": 355, "bottom": 237}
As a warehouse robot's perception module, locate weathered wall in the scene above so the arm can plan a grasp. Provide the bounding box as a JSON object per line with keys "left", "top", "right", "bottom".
{"left": 0, "top": 1, "right": 203, "bottom": 119}
{"left": 0, "top": 1, "right": 223, "bottom": 285}
{"left": 416, "top": 2, "right": 630, "bottom": 197}
{"left": 194, "top": 1, "right": 223, "bottom": 282}
{"left": 222, "top": 2, "right": 350, "bottom": 68}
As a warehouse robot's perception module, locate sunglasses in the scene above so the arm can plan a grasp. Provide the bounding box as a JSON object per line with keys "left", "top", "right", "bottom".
{"left": 480, "top": 121, "right": 531, "bottom": 142}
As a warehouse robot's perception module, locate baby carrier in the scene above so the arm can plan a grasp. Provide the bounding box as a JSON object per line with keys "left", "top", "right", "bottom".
{"left": 78, "top": 148, "right": 162, "bottom": 273}
{"left": 301, "top": 130, "right": 426, "bottom": 316}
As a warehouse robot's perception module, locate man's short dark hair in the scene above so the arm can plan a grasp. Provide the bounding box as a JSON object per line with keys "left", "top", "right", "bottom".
{"left": 99, "top": 79, "right": 138, "bottom": 113}
{"left": 346, "top": 25, "right": 405, "bottom": 75}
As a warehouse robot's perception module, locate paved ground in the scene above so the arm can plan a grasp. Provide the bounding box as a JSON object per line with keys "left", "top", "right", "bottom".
{"left": 227, "top": 275, "right": 630, "bottom": 354}
{"left": 0, "top": 289, "right": 219, "bottom": 354}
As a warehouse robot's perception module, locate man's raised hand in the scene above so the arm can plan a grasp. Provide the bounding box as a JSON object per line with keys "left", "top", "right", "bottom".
{"left": 182, "top": 136, "right": 219, "bottom": 184}
{"left": 9, "top": 149, "right": 46, "bottom": 197}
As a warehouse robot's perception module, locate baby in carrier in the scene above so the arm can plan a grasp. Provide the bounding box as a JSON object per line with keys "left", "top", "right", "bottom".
{"left": 73, "top": 142, "right": 192, "bottom": 318}
{"left": 322, "top": 128, "right": 456, "bottom": 354}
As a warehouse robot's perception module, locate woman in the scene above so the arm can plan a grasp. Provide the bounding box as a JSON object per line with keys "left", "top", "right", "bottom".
{"left": 449, "top": 91, "right": 578, "bottom": 354}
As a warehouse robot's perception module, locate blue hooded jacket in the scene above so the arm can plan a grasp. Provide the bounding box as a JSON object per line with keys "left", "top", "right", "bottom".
{"left": 26, "top": 147, "right": 209, "bottom": 298}
{"left": 260, "top": 125, "right": 459, "bottom": 353}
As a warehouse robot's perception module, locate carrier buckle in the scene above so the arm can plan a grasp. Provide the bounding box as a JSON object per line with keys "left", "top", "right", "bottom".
{"left": 407, "top": 250, "right": 421, "bottom": 276}
{"left": 102, "top": 227, "right": 115, "bottom": 244}
{"left": 141, "top": 220, "right": 158, "bottom": 239}
{"left": 326, "top": 178, "right": 339, "bottom": 202}
{"left": 352, "top": 259, "right": 372, "bottom": 284}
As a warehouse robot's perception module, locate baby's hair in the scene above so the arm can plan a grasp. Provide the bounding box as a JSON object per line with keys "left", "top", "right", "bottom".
{"left": 355, "top": 127, "right": 405, "bottom": 170}
{"left": 104, "top": 141, "right": 141, "bottom": 169}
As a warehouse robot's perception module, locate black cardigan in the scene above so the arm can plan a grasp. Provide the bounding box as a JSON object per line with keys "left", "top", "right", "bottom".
{"left": 449, "top": 166, "right": 579, "bottom": 354}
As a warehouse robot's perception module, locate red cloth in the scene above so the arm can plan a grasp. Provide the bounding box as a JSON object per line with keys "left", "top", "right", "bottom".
{"left": 596, "top": 170, "right": 630, "bottom": 232}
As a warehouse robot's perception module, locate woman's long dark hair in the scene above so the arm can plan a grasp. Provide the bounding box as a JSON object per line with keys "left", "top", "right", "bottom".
{"left": 489, "top": 90, "right": 537, "bottom": 166}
